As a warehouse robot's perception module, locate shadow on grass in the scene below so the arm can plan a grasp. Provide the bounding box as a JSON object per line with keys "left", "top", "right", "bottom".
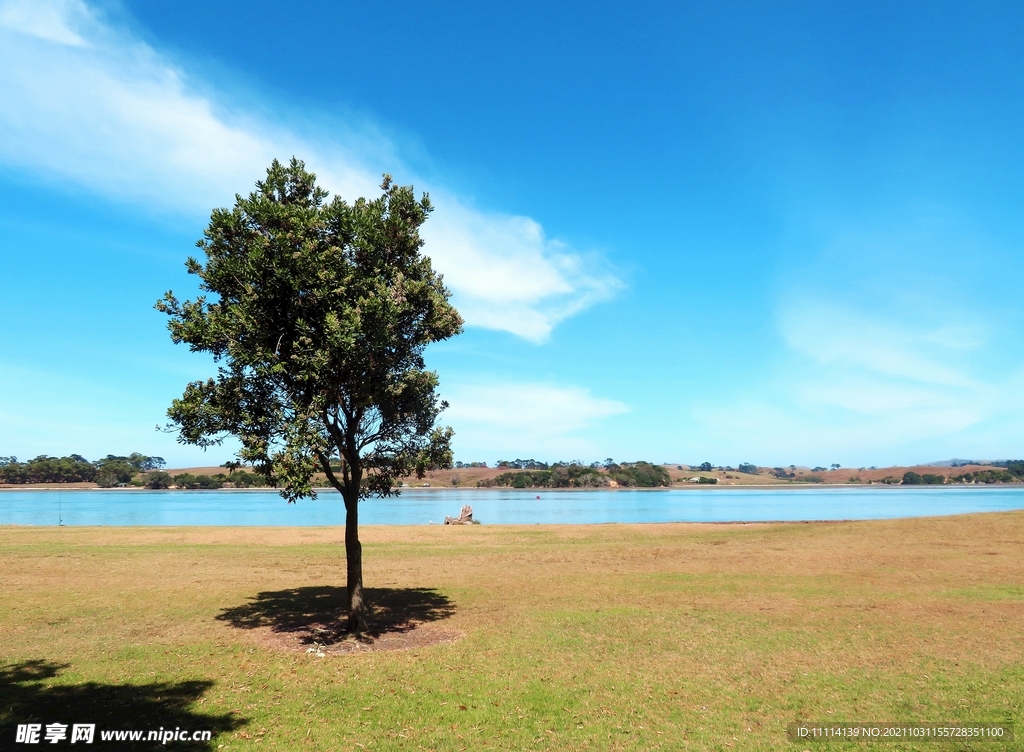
{"left": 0, "top": 660, "right": 244, "bottom": 750}
{"left": 217, "top": 586, "right": 455, "bottom": 644}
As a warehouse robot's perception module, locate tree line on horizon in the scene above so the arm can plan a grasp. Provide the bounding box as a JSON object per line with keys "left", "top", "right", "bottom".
{"left": 0, "top": 454, "right": 271, "bottom": 489}
{"left": 477, "top": 460, "right": 671, "bottom": 489}
{"left": 0, "top": 454, "right": 165, "bottom": 486}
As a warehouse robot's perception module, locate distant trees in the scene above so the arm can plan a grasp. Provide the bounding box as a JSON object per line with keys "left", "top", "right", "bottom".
{"left": 0, "top": 453, "right": 164, "bottom": 485}
{"left": 486, "top": 464, "right": 603, "bottom": 488}
{"left": 737, "top": 463, "right": 758, "bottom": 475}
{"left": 496, "top": 459, "right": 549, "bottom": 470}
{"left": 144, "top": 471, "right": 173, "bottom": 489}
{"left": 698, "top": 462, "right": 713, "bottom": 472}
{"left": 952, "top": 469, "right": 1014, "bottom": 484}
{"left": 95, "top": 457, "right": 141, "bottom": 488}
{"left": 169, "top": 473, "right": 223, "bottom": 490}
{"left": 608, "top": 461, "right": 671, "bottom": 487}
{"left": 481, "top": 460, "right": 670, "bottom": 489}
{"left": 1005, "top": 460, "right": 1024, "bottom": 478}
{"left": 0, "top": 455, "right": 95, "bottom": 483}
{"left": 0, "top": 453, "right": 278, "bottom": 489}
{"left": 903, "top": 472, "right": 945, "bottom": 485}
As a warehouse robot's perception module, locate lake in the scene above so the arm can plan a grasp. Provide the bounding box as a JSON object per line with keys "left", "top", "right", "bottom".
{"left": 2, "top": 486, "right": 1023, "bottom": 526}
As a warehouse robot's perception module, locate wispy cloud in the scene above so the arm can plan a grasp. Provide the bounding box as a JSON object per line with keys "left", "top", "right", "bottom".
{"left": 0, "top": 0, "right": 621, "bottom": 342}
{"left": 444, "top": 381, "right": 629, "bottom": 459}
{"left": 692, "top": 299, "right": 1021, "bottom": 464}
{"left": 779, "top": 300, "right": 980, "bottom": 390}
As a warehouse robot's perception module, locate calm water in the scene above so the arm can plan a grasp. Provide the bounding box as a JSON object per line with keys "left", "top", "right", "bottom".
{"left": 1, "top": 486, "right": 1023, "bottom": 526}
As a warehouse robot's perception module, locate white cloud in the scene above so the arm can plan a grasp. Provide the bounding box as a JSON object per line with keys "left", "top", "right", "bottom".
{"left": 691, "top": 300, "right": 1023, "bottom": 465}
{"left": 779, "top": 301, "right": 979, "bottom": 389}
{"left": 0, "top": 0, "right": 89, "bottom": 46}
{"left": 424, "top": 201, "right": 622, "bottom": 340}
{"left": 0, "top": 0, "right": 620, "bottom": 342}
{"left": 444, "top": 381, "right": 629, "bottom": 459}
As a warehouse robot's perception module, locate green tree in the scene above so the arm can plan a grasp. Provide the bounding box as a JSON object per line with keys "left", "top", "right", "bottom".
{"left": 157, "top": 159, "right": 462, "bottom": 633}
{"left": 144, "top": 471, "right": 173, "bottom": 489}
{"left": 608, "top": 461, "right": 671, "bottom": 487}
{"left": 94, "top": 456, "right": 142, "bottom": 487}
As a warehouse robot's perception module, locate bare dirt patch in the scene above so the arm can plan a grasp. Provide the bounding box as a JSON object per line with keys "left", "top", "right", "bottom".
{"left": 216, "top": 584, "right": 462, "bottom": 655}
{"left": 248, "top": 621, "right": 464, "bottom": 654}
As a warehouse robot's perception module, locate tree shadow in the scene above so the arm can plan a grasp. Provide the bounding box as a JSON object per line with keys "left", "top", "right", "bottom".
{"left": 0, "top": 660, "right": 245, "bottom": 750}
{"left": 216, "top": 586, "right": 455, "bottom": 644}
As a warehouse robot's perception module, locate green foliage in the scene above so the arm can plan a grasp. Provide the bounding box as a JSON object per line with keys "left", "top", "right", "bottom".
{"left": 697, "top": 462, "right": 713, "bottom": 471}
{"left": 903, "top": 472, "right": 945, "bottom": 485}
{"left": 496, "top": 459, "right": 548, "bottom": 470}
{"left": 608, "top": 461, "right": 671, "bottom": 487}
{"left": 696, "top": 476, "right": 718, "bottom": 484}
{"left": 489, "top": 464, "right": 606, "bottom": 488}
{"left": 0, "top": 455, "right": 96, "bottom": 484}
{"left": 737, "top": 463, "right": 758, "bottom": 475}
{"left": 225, "top": 470, "right": 268, "bottom": 488}
{"left": 549, "top": 464, "right": 605, "bottom": 487}
{"left": 953, "top": 469, "right": 1015, "bottom": 484}
{"left": 156, "top": 159, "right": 463, "bottom": 503}
{"left": 171, "top": 473, "right": 223, "bottom": 490}
{"left": 95, "top": 459, "right": 137, "bottom": 488}
{"left": 489, "top": 470, "right": 548, "bottom": 488}
{"left": 143, "top": 471, "right": 173, "bottom": 489}
{"left": 484, "top": 461, "right": 670, "bottom": 488}
{"left": 0, "top": 453, "right": 166, "bottom": 485}
{"left": 156, "top": 158, "right": 462, "bottom": 630}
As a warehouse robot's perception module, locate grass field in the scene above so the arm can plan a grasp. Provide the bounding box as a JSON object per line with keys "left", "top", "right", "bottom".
{"left": 2, "top": 513, "right": 1023, "bottom": 750}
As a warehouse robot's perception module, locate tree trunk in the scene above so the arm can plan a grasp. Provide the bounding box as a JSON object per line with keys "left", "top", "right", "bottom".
{"left": 343, "top": 492, "right": 370, "bottom": 635}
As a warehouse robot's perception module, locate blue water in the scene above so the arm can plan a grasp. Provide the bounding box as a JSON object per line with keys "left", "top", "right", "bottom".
{"left": 1, "top": 486, "right": 1023, "bottom": 526}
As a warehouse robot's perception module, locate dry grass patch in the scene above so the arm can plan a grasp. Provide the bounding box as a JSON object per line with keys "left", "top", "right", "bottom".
{"left": 1, "top": 514, "right": 1023, "bottom": 750}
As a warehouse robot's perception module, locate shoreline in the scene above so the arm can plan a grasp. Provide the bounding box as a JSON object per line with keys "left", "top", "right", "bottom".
{"left": 4, "top": 509, "right": 1024, "bottom": 527}
{"left": 3, "top": 482, "right": 1023, "bottom": 492}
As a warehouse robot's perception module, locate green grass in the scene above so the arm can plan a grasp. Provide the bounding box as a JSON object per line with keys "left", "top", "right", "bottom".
{"left": 1, "top": 516, "right": 1023, "bottom": 750}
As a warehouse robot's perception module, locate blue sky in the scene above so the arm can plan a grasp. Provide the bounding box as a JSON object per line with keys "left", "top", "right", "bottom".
{"left": 1, "top": 0, "right": 1023, "bottom": 469}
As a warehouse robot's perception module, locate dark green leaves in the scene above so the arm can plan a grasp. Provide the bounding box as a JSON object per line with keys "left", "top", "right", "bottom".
{"left": 159, "top": 158, "right": 462, "bottom": 504}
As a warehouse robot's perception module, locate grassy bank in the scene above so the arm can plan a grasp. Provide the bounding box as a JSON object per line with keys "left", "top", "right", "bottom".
{"left": 1, "top": 515, "right": 1022, "bottom": 750}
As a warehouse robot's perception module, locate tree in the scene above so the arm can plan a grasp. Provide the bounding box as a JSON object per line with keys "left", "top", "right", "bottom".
{"left": 144, "top": 471, "right": 173, "bottom": 489}
{"left": 608, "top": 461, "right": 670, "bottom": 487}
{"left": 157, "top": 159, "right": 463, "bottom": 633}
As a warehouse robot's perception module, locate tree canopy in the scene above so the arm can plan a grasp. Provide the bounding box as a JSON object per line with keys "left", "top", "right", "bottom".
{"left": 157, "top": 158, "right": 462, "bottom": 632}
{"left": 0, "top": 453, "right": 164, "bottom": 485}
